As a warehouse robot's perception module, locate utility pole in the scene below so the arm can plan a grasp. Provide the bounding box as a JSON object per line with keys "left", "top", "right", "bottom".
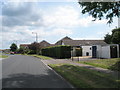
{"left": 32, "top": 32, "right": 39, "bottom": 54}
{"left": 32, "top": 32, "right": 38, "bottom": 42}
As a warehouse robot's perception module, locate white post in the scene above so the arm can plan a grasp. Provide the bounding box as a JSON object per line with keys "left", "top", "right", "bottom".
{"left": 117, "top": 44, "right": 119, "bottom": 58}
{"left": 118, "top": 17, "right": 120, "bottom": 28}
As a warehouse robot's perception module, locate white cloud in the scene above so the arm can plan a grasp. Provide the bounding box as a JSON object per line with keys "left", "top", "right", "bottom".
{"left": 49, "top": 28, "right": 72, "bottom": 36}
{"left": 43, "top": 6, "right": 81, "bottom": 27}
{"left": 42, "top": 5, "right": 107, "bottom": 28}
{"left": 2, "top": 2, "right": 108, "bottom": 29}
{"left": 1, "top": 2, "right": 117, "bottom": 49}
{"left": 7, "top": 0, "right": 78, "bottom": 2}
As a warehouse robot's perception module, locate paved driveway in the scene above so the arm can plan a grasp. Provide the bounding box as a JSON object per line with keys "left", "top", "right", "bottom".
{"left": 2, "top": 55, "right": 72, "bottom": 88}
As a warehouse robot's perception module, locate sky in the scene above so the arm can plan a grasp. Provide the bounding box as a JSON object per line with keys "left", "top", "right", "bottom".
{"left": 1, "top": 0, "right": 119, "bottom": 49}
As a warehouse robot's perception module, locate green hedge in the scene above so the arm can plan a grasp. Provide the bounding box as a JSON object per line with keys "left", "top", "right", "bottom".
{"left": 41, "top": 45, "right": 71, "bottom": 59}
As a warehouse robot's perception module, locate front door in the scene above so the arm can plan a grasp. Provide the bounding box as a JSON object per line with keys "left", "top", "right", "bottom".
{"left": 110, "top": 45, "right": 117, "bottom": 58}
{"left": 92, "top": 46, "right": 97, "bottom": 58}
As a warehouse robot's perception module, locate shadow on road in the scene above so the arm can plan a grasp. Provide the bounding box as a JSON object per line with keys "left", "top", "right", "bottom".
{"left": 3, "top": 73, "right": 48, "bottom": 88}
{"left": 2, "top": 71, "right": 71, "bottom": 88}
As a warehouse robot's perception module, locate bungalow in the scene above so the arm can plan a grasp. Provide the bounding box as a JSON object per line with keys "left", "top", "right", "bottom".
{"left": 20, "top": 40, "right": 55, "bottom": 49}
{"left": 20, "top": 44, "right": 30, "bottom": 49}
{"left": 55, "top": 36, "right": 107, "bottom": 57}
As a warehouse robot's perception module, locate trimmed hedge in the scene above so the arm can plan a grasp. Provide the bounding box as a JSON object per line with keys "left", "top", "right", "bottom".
{"left": 41, "top": 45, "right": 71, "bottom": 59}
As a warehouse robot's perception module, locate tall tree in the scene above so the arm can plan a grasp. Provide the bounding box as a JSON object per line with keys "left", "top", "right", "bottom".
{"left": 111, "top": 28, "right": 120, "bottom": 44}
{"left": 78, "top": 1, "right": 120, "bottom": 24}
{"left": 104, "top": 28, "right": 120, "bottom": 44}
{"left": 10, "top": 43, "right": 18, "bottom": 52}
{"left": 104, "top": 33, "right": 112, "bottom": 44}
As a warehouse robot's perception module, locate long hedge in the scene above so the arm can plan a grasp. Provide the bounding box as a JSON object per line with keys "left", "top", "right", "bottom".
{"left": 41, "top": 45, "right": 71, "bottom": 59}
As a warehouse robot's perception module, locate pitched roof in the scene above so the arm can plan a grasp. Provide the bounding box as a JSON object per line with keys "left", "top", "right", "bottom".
{"left": 62, "top": 40, "right": 107, "bottom": 46}
{"left": 61, "top": 36, "right": 72, "bottom": 40}
{"left": 39, "top": 40, "right": 50, "bottom": 45}
{"left": 55, "top": 36, "right": 72, "bottom": 45}
{"left": 20, "top": 44, "right": 30, "bottom": 47}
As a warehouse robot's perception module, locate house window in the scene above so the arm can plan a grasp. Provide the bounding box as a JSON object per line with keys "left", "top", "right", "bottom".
{"left": 90, "top": 47, "right": 91, "bottom": 50}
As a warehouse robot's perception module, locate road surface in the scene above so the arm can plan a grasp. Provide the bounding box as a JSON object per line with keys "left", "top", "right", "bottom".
{"left": 2, "top": 55, "right": 72, "bottom": 88}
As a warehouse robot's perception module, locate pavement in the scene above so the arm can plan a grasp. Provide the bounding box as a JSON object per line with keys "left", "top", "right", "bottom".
{"left": 2, "top": 55, "right": 73, "bottom": 88}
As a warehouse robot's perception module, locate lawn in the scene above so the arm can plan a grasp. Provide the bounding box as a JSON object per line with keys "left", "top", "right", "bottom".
{"left": 29, "top": 54, "right": 53, "bottom": 60}
{"left": 78, "top": 58, "right": 120, "bottom": 71}
{"left": 49, "top": 64, "right": 120, "bottom": 88}
{"left": 0, "top": 55, "right": 8, "bottom": 58}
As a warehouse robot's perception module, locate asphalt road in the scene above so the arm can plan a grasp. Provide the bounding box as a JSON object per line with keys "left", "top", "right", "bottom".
{"left": 2, "top": 55, "right": 72, "bottom": 88}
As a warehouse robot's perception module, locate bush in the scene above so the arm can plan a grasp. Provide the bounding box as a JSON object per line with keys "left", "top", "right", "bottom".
{"left": 41, "top": 45, "right": 71, "bottom": 59}
{"left": 17, "top": 47, "right": 30, "bottom": 54}
{"left": 28, "top": 50, "right": 36, "bottom": 54}
{"left": 109, "top": 60, "right": 120, "bottom": 71}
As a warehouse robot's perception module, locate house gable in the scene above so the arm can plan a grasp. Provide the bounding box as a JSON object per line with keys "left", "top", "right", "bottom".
{"left": 39, "top": 40, "right": 51, "bottom": 48}
{"left": 55, "top": 36, "right": 72, "bottom": 45}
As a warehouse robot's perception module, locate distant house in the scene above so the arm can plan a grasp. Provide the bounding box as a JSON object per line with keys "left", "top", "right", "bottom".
{"left": 20, "top": 36, "right": 119, "bottom": 58}
{"left": 20, "top": 40, "right": 55, "bottom": 49}
{"left": 2, "top": 49, "right": 10, "bottom": 53}
{"left": 20, "top": 44, "right": 30, "bottom": 49}
{"left": 39, "top": 40, "right": 55, "bottom": 48}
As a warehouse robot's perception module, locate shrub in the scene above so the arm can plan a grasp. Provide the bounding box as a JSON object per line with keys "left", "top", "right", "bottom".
{"left": 28, "top": 50, "right": 36, "bottom": 54}
{"left": 109, "top": 60, "right": 120, "bottom": 71}
{"left": 17, "top": 47, "right": 30, "bottom": 54}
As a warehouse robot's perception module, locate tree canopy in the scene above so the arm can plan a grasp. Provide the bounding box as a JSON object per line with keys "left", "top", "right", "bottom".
{"left": 28, "top": 42, "right": 40, "bottom": 54}
{"left": 10, "top": 43, "right": 18, "bottom": 52}
{"left": 104, "top": 28, "right": 120, "bottom": 44}
{"left": 104, "top": 33, "right": 112, "bottom": 44}
{"left": 78, "top": 1, "right": 120, "bottom": 24}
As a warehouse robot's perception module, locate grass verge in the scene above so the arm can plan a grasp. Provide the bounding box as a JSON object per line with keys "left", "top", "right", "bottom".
{"left": 29, "top": 54, "right": 53, "bottom": 60}
{"left": 0, "top": 55, "right": 8, "bottom": 58}
{"left": 49, "top": 64, "right": 120, "bottom": 88}
{"left": 78, "top": 58, "right": 120, "bottom": 71}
